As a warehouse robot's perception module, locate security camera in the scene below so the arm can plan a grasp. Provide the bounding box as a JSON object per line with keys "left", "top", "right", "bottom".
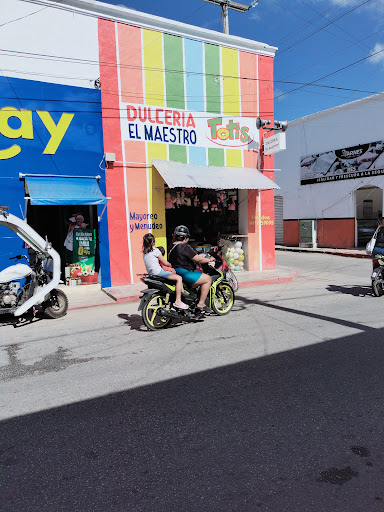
{"left": 256, "top": 117, "right": 271, "bottom": 130}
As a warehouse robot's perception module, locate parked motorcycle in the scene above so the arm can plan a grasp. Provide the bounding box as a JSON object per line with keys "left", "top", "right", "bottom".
{"left": 0, "top": 206, "right": 68, "bottom": 318}
{"left": 138, "top": 260, "right": 235, "bottom": 330}
{"left": 370, "top": 225, "right": 384, "bottom": 297}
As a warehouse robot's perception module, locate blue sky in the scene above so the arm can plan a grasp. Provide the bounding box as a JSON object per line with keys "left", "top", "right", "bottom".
{"left": 102, "top": 0, "right": 384, "bottom": 122}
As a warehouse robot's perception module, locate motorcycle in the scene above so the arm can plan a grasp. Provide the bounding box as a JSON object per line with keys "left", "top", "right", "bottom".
{"left": 138, "top": 259, "right": 235, "bottom": 330}
{"left": 370, "top": 225, "right": 384, "bottom": 297}
{"left": 0, "top": 206, "right": 68, "bottom": 318}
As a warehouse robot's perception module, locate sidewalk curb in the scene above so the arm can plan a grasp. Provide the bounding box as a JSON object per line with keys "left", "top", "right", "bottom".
{"left": 237, "top": 269, "right": 300, "bottom": 288}
{"left": 276, "top": 247, "right": 370, "bottom": 259}
{"left": 67, "top": 270, "right": 300, "bottom": 311}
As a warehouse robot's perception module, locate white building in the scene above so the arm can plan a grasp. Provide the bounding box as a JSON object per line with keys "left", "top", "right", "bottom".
{"left": 275, "top": 93, "right": 384, "bottom": 248}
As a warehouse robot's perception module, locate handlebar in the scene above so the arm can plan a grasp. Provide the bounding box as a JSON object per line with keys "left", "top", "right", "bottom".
{"left": 9, "top": 254, "right": 28, "bottom": 261}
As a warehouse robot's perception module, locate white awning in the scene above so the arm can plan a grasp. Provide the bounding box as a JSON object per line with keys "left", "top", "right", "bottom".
{"left": 152, "top": 159, "right": 279, "bottom": 190}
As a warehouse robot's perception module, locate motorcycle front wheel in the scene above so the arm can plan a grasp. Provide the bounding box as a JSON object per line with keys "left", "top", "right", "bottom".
{"left": 372, "top": 275, "right": 384, "bottom": 297}
{"left": 43, "top": 289, "right": 68, "bottom": 319}
{"left": 142, "top": 293, "right": 172, "bottom": 330}
{"left": 212, "top": 283, "right": 234, "bottom": 315}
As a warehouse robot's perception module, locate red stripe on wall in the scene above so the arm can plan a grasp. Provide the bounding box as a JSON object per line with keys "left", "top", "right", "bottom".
{"left": 258, "top": 55, "right": 275, "bottom": 270}
{"left": 240, "top": 51, "right": 260, "bottom": 271}
{"left": 124, "top": 141, "right": 148, "bottom": 277}
{"left": 98, "top": 18, "right": 131, "bottom": 285}
{"left": 239, "top": 51, "right": 257, "bottom": 118}
{"left": 117, "top": 24, "right": 144, "bottom": 104}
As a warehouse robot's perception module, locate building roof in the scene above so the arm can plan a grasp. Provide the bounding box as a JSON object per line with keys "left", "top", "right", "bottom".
{"left": 289, "top": 91, "right": 384, "bottom": 127}
{"left": 32, "top": 0, "right": 277, "bottom": 56}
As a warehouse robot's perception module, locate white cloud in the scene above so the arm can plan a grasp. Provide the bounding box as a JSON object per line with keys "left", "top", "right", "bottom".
{"left": 369, "top": 42, "right": 384, "bottom": 65}
{"left": 249, "top": 11, "right": 260, "bottom": 21}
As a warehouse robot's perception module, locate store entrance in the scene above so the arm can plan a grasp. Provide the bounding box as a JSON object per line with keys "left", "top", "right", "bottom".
{"left": 165, "top": 187, "right": 238, "bottom": 247}
{"left": 355, "top": 186, "right": 383, "bottom": 246}
{"left": 27, "top": 204, "right": 99, "bottom": 282}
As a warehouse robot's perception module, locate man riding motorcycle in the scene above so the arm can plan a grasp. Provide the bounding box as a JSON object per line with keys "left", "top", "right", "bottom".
{"left": 168, "top": 225, "right": 215, "bottom": 314}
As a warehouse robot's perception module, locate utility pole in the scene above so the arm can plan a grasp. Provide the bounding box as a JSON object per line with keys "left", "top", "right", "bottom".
{"left": 202, "top": 0, "right": 259, "bottom": 35}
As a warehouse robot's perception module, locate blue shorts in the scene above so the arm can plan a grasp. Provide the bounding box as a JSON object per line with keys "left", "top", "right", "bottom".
{"left": 156, "top": 269, "right": 172, "bottom": 278}
{"left": 175, "top": 268, "right": 202, "bottom": 285}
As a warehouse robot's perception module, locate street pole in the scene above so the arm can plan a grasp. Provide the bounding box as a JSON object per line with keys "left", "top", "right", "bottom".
{"left": 202, "top": 0, "right": 259, "bottom": 35}
{"left": 222, "top": 1, "right": 229, "bottom": 35}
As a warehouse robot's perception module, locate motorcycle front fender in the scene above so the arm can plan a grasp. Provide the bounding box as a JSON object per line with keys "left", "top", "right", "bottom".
{"left": 372, "top": 266, "right": 384, "bottom": 280}
{"left": 138, "top": 289, "right": 158, "bottom": 311}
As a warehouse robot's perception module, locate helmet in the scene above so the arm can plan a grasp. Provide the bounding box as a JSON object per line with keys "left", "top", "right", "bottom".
{"left": 173, "top": 225, "right": 190, "bottom": 239}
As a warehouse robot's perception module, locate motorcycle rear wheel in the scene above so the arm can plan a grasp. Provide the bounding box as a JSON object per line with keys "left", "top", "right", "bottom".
{"left": 372, "top": 276, "right": 384, "bottom": 297}
{"left": 226, "top": 269, "right": 238, "bottom": 292}
{"left": 212, "top": 283, "right": 234, "bottom": 315}
{"left": 142, "top": 293, "right": 172, "bottom": 330}
{"left": 43, "top": 289, "right": 68, "bottom": 319}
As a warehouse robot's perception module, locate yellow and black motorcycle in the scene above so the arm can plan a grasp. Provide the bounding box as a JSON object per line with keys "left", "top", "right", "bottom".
{"left": 138, "top": 261, "right": 235, "bottom": 330}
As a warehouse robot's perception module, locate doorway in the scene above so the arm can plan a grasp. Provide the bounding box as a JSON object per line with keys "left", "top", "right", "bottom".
{"left": 355, "top": 186, "right": 383, "bottom": 246}
{"left": 27, "top": 204, "right": 99, "bottom": 278}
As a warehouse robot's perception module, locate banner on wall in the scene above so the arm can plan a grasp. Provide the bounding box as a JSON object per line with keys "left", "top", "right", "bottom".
{"left": 301, "top": 140, "right": 384, "bottom": 185}
{"left": 121, "top": 102, "right": 259, "bottom": 150}
{"left": 72, "top": 229, "right": 96, "bottom": 273}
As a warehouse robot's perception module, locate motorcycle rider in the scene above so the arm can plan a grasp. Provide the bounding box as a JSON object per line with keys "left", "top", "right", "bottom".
{"left": 168, "top": 225, "right": 215, "bottom": 314}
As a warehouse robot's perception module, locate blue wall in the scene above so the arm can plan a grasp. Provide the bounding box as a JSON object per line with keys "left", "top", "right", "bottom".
{"left": 0, "top": 76, "right": 111, "bottom": 286}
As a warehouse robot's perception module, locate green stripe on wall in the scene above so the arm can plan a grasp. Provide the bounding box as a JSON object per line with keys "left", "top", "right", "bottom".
{"left": 205, "top": 43, "right": 221, "bottom": 114}
{"left": 208, "top": 148, "right": 224, "bottom": 166}
{"left": 164, "top": 34, "right": 185, "bottom": 110}
{"left": 169, "top": 145, "right": 188, "bottom": 163}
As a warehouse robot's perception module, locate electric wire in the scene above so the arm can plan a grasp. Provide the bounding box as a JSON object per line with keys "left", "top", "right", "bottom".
{"left": 277, "top": 0, "right": 372, "bottom": 57}
{"left": 275, "top": 45, "right": 384, "bottom": 100}
{"left": 0, "top": 46, "right": 382, "bottom": 98}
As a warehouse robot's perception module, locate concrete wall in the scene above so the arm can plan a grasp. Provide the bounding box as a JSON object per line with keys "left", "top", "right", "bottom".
{"left": 275, "top": 94, "right": 384, "bottom": 222}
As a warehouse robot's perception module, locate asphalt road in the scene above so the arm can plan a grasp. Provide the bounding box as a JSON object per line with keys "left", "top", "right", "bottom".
{"left": 1, "top": 252, "right": 383, "bottom": 512}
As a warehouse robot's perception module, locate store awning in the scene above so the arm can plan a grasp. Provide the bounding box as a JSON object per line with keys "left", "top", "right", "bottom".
{"left": 152, "top": 159, "right": 279, "bottom": 190}
{"left": 24, "top": 175, "right": 107, "bottom": 206}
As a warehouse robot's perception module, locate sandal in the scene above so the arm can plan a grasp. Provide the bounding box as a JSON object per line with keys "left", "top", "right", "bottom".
{"left": 173, "top": 302, "right": 189, "bottom": 310}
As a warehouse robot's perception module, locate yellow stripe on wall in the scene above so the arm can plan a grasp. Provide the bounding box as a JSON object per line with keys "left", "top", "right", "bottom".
{"left": 143, "top": 29, "right": 165, "bottom": 107}
{"left": 226, "top": 149, "right": 242, "bottom": 168}
{"left": 147, "top": 142, "right": 167, "bottom": 250}
{"left": 222, "top": 47, "right": 240, "bottom": 117}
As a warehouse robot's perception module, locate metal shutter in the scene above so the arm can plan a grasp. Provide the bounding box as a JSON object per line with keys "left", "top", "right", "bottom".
{"left": 274, "top": 195, "right": 284, "bottom": 245}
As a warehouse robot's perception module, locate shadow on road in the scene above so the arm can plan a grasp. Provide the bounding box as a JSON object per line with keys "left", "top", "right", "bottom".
{"left": 1, "top": 326, "right": 383, "bottom": 511}
{"left": 326, "top": 284, "right": 373, "bottom": 297}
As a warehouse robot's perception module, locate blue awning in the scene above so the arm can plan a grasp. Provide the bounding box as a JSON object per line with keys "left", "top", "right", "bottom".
{"left": 25, "top": 175, "right": 107, "bottom": 206}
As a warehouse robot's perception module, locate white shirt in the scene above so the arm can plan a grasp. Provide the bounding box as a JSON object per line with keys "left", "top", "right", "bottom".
{"left": 143, "top": 248, "right": 162, "bottom": 275}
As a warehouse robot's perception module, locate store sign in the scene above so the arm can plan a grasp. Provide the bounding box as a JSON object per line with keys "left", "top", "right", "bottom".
{"left": 264, "top": 132, "right": 286, "bottom": 155}
{"left": 122, "top": 102, "right": 259, "bottom": 150}
{"left": 0, "top": 107, "right": 74, "bottom": 160}
{"left": 301, "top": 139, "right": 384, "bottom": 185}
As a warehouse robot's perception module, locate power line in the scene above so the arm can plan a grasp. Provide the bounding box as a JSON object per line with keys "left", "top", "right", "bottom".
{"left": 274, "top": 0, "right": 350, "bottom": 45}
{"left": 277, "top": 0, "right": 371, "bottom": 57}
{"left": 0, "top": 46, "right": 382, "bottom": 97}
{"left": 275, "top": 45, "right": 384, "bottom": 100}
{"left": 280, "top": 25, "right": 384, "bottom": 83}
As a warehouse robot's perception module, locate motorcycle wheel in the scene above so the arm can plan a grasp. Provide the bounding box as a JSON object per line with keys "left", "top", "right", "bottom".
{"left": 372, "top": 276, "right": 384, "bottom": 297}
{"left": 226, "top": 269, "right": 238, "bottom": 292}
{"left": 43, "top": 289, "right": 68, "bottom": 319}
{"left": 142, "top": 293, "right": 172, "bottom": 330}
{"left": 212, "top": 283, "right": 234, "bottom": 315}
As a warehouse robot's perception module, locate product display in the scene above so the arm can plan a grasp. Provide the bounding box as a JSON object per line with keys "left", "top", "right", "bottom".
{"left": 221, "top": 239, "right": 246, "bottom": 272}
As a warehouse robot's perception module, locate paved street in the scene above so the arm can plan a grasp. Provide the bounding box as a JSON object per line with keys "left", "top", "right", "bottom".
{"left": 1, "top": 252, "right": 383, "bottom": 512}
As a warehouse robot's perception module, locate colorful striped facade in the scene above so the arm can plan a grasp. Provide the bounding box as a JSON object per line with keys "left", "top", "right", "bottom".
{"left": 99, "top": 19, "right": 276, "bottom": 286}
